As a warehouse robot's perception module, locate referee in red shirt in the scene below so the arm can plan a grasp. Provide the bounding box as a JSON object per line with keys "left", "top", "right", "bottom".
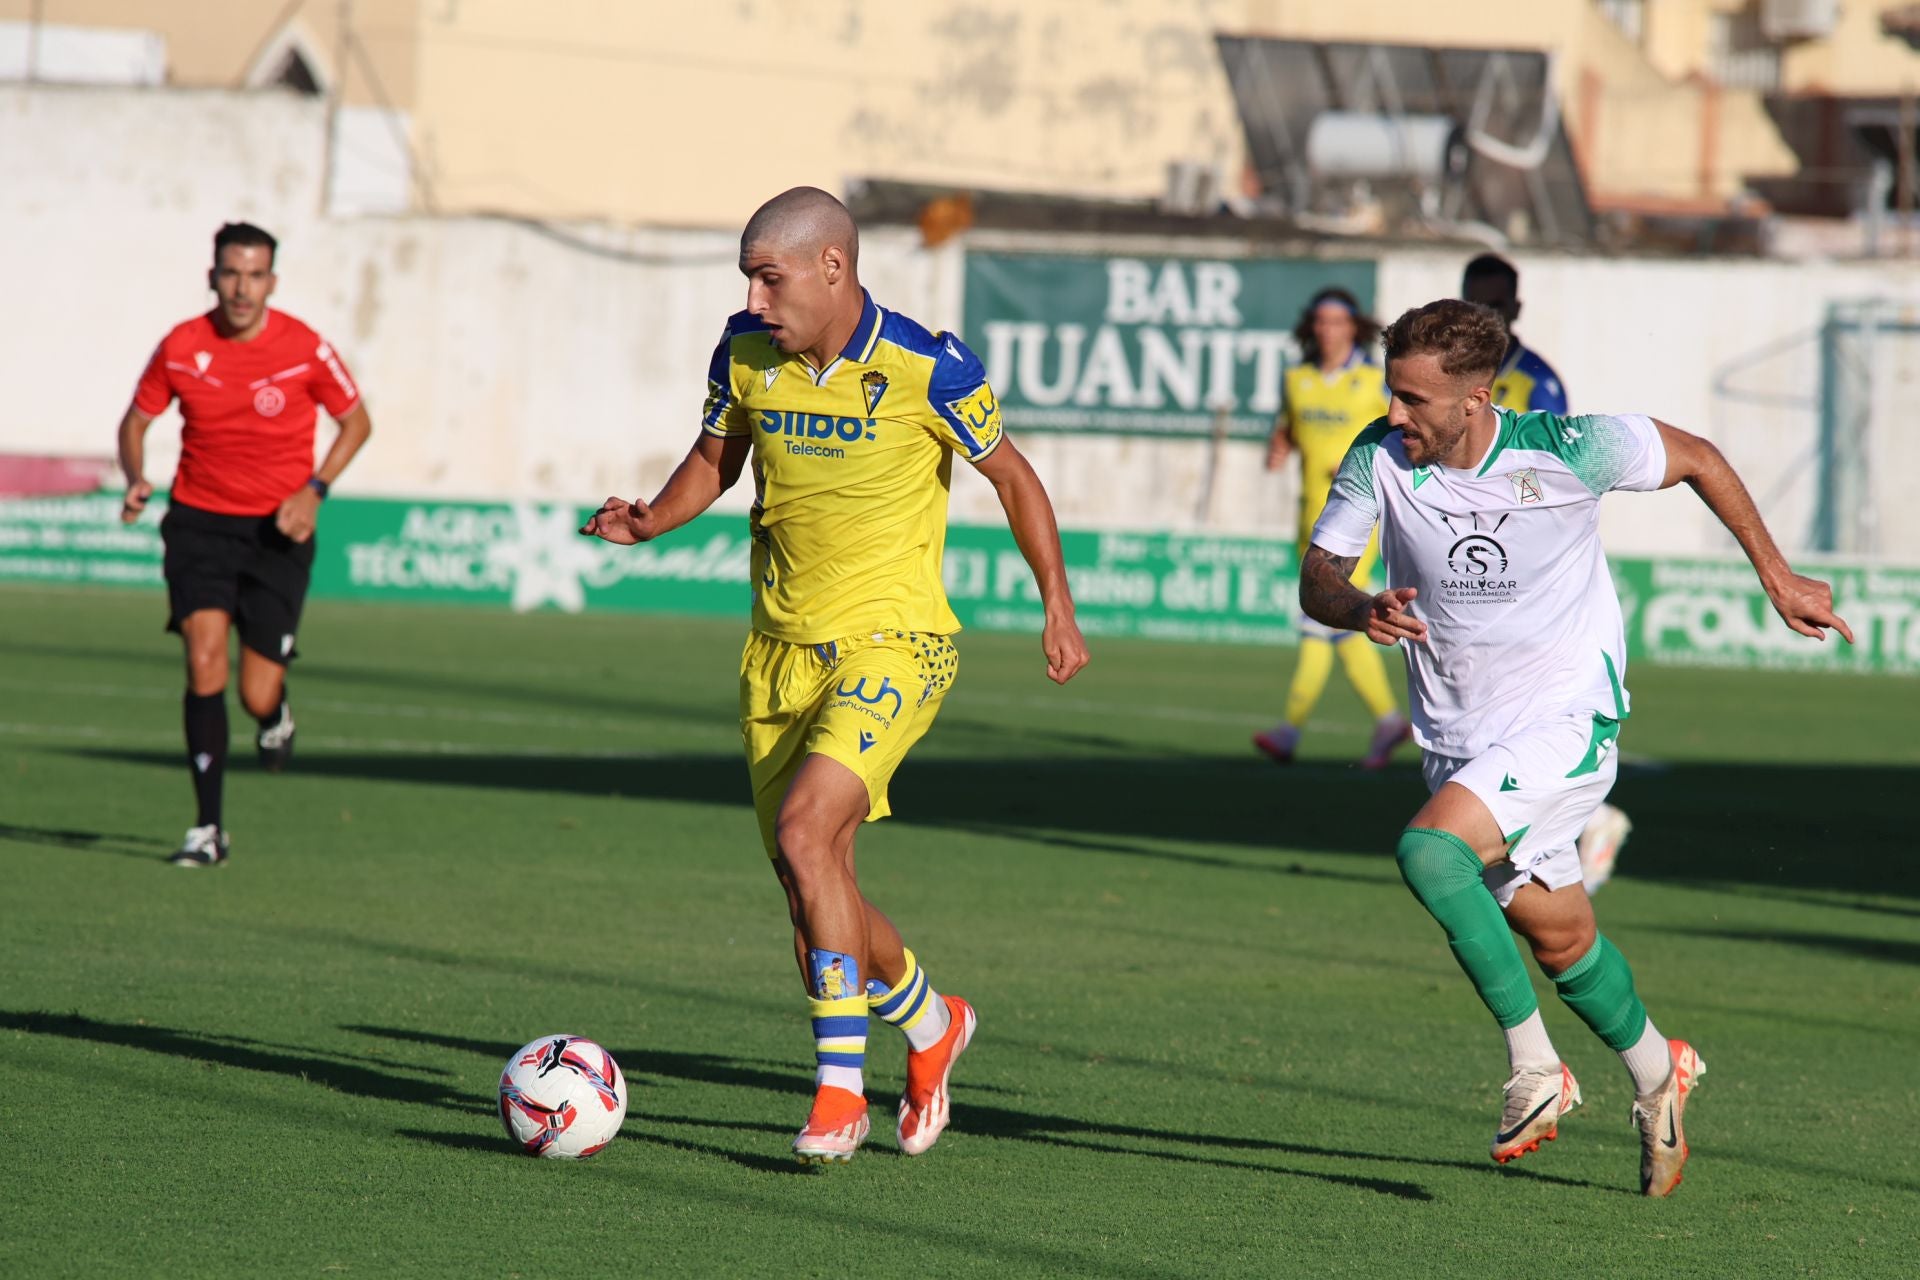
{"left": 117, "top": 222, "right": 373, "bottom": 866}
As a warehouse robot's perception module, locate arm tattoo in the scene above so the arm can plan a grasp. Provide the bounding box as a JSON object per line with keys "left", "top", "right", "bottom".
{"left": 1298, "top": 544, "right": 1370, "bottom": 632}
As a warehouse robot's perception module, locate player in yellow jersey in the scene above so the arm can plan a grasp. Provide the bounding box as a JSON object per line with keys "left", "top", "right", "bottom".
{"left": 582, "top": 187, "right": 1088, "bottom": 1165}
{"left": 1463, "top": 254, "right": 1568, "bottom": 416}
{"left": 1256, "top": 288, "right": 1412, "bottom": 770}
{"left": 1463, "top": 255, "right": 1632, "bottom": 894}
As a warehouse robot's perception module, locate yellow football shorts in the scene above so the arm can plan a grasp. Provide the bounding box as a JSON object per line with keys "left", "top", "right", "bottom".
{"left": 739, "top": 628, "right": 959, "bottom": 857}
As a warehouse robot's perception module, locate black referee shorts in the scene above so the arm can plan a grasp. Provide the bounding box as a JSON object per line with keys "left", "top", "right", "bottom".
{"left": 160, "top": 501, "right": 317, "bottom": 664}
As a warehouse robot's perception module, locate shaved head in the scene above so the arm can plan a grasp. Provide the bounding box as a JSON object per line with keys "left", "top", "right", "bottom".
{"left": 738, "top": 187, "right": 867, "bottom": 362}
{"left": 741, "top": 186, "right": 859, "bottom": 268}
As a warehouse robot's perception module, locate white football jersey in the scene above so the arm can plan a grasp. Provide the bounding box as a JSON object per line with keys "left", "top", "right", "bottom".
{"left": 1312, "top": 408, "right": 1668, "bottom": 758}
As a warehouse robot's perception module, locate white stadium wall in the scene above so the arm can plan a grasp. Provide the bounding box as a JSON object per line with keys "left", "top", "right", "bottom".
{"left": 6, "top": 84, "right": 1920, "bottom": 560}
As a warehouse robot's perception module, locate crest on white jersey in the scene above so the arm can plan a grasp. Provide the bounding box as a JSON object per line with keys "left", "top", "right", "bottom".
{"left": 1510, "top": 468, "right": 1542, "bottom": 505}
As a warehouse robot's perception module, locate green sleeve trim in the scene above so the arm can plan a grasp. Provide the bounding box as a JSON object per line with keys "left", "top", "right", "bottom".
{"left": 1351, "top": 419, "right": 1395, "bottom": 451}
{"left": 1483, "top": 411, "right": 1647, "bottom": 496}
{"left": 1332, "top": 420, "right": 1394, "bottom": 503}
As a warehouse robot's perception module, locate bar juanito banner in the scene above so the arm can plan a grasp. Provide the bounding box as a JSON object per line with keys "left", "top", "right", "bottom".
{"left": 961, "top": 251, "right": 1376, "bottom": 439}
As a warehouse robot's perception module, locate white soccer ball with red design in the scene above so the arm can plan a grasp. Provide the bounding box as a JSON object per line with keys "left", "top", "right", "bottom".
{"left": 497, "top": 1034, "right": 628, "bottom": 1158}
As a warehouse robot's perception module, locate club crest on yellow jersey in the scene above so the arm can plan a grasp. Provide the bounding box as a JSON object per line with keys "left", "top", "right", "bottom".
{"left": 861, "top": 369, "right": 889, "bottom": 416}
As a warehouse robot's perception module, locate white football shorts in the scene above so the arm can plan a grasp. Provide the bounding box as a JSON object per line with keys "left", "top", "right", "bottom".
{"left": 1421, "top": 709, "right": 1621, "bottom": 908}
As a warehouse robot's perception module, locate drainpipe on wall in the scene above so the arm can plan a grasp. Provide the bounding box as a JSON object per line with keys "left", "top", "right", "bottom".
{"left": 1697, "top": 75, "right": 1721, "bottom": 204}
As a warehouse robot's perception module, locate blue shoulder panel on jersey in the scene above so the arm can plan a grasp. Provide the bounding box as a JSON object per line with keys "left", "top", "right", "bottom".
{"left": 877, "top": 311, "right": 996, "bottom": 455}
{"left": 874, "top": 306, "right": 950, "bottom": 361}
{"left": 703, "top": 311, "right": 773, "bottom": 428}
{"left": 707, "top": 311, "right": 771, "bottom": 378}
{"left": 727, "top": 309, "right": 772, "bottom": 335}
{"left": 924, "top": 331, "right": 988, "bottom": 402}
{"left": 1515, "top": 344, "right": 1568, "bottom": 414}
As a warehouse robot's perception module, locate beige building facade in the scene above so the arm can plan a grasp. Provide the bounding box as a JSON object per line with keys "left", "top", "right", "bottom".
{"left": 8, "top": 1, "right": 1920, "bottom": 225}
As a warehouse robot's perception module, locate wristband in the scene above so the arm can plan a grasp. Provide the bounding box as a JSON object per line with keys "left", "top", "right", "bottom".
{"left": 306, "top": 476, "right": 330, "bottom": 500}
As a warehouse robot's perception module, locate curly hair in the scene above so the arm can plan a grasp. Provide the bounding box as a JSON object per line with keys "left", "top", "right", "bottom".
{"left": 1292, "top": 287, "right": 1381, "bottom": 368}
{"left": 1381, "top": 299, "right": 1508, "bottom": 381}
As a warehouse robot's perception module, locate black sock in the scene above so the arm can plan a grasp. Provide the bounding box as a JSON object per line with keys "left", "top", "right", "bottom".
{"left": 256, "top": 694, "right": 287, "bottom": 732}
{"left": 184, "top": 691, "right": 228, "bottom": 828}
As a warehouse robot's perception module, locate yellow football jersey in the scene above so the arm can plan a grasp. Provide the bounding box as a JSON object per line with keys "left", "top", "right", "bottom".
{"left": 701, "top": 291, "right": 1005, "bottom": 642}
{"left": 1281, "top": 354, "right": 1388, "bottom": 546}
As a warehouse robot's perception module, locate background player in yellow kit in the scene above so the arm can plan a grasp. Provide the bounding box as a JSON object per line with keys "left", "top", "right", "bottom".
{"left": 582, "top": 187, "right": 1088, "bottom": 1165}
{"left": 1463, "top": 253, "right": 1568, "bottom": 416}
{"left": 1256, "top": 287, "right": 1412, "bottom": 769}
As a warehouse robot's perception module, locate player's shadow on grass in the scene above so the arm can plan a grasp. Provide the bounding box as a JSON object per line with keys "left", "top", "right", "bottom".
{"left": 1650, "top": 925, "right": 1920, "bottom": 968}
{"left": 61, "top": 747, "right": 1412, "bottom": 865}
{"left": 1600, "top": 761, "right": 1914, "bottom": 900}
{"left": 935, "top": 714, "right": 1180, "bottom": 756}
{"left": 1669, "top": 885, "right": 1920, "bottom": 921}
{"left": 0, "top": 822, "right": 170, "bottom": 860}
{"left": 60, "top": 747, "right": 1919, "bottom": 901}
{"left": 0, "top": 1010, "right": 490, "bottom": 1116}
{"left": 0, "top": 637, "right": 177, "bottom": 672}
{"left": 353, "top": 1024, "right": 1639, "bottom": 1199}
{"left": 396, "top": 1124, "right": 812, "bottom": 1176}
{"left": 951, "top": 822, "right": 1404, "bottom": 885}
{"left": 296, "top": 657, "right": 729, "bottom": 732}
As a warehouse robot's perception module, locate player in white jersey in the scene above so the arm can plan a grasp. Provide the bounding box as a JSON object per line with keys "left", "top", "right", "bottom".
{"left": 1462, "top": 253, "right": 1630, "bottom": 892}
{"left": 1302, "top": 299, "right": 1852, "bottom": 1197}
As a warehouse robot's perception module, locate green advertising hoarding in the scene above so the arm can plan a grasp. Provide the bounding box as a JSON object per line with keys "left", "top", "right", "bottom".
{"left": 0, "top": 493, "right": 1300, "bottom": 645}
{"left": 1611, "top": 557, "right": 1920, "bottom": 674}
{"left": 4, "top": 492, "right": 1916, "bottom": 673}
{"left": 962, "top": 251, "right": 1376, "bottom": 438}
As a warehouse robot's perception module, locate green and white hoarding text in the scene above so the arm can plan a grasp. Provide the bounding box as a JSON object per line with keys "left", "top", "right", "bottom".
{"left": 3, "top": 493, "right": 1914, "bottom": 674}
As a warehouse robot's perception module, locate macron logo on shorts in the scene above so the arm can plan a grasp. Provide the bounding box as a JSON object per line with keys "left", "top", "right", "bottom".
{"left": 859, "top": 730, "right": 877, "bottom": 753}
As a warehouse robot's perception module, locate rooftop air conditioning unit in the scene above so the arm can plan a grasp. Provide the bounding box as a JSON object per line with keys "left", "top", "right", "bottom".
{"left": 1761, "top": 0, "right": 1838, "bottom": 41}
{"left": 1305, "top": 113, "right": 1468, "bottom": 183}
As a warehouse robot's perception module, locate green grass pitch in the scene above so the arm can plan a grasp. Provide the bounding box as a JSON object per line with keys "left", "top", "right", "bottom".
{"left": 2, "top": 583, "right": 1916, "bottom": 1277}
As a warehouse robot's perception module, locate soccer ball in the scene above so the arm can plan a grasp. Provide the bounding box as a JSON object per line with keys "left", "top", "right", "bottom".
{"left": 497, "top": 1034, "right": 628, "bottom": 1158}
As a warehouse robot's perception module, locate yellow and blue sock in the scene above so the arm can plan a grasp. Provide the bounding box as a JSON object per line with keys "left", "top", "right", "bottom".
{"left": 807, "top": 949, "right": 867, "bottom": 1094}
{"left": 866, "top": 948, "right": 951, "bottom": 1053}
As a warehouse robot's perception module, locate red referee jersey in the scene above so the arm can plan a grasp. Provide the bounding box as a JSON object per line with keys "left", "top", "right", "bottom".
{"left": 133, "top": 309, "right": 360, "bottom": 516}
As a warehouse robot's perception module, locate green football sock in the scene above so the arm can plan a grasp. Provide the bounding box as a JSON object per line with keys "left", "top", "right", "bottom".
{"left": 1549, "top": 935, "right": 1648, "bottom": 1051}
{"left": 1396, "top": 827, "right": 1538, "bottom": 1029}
